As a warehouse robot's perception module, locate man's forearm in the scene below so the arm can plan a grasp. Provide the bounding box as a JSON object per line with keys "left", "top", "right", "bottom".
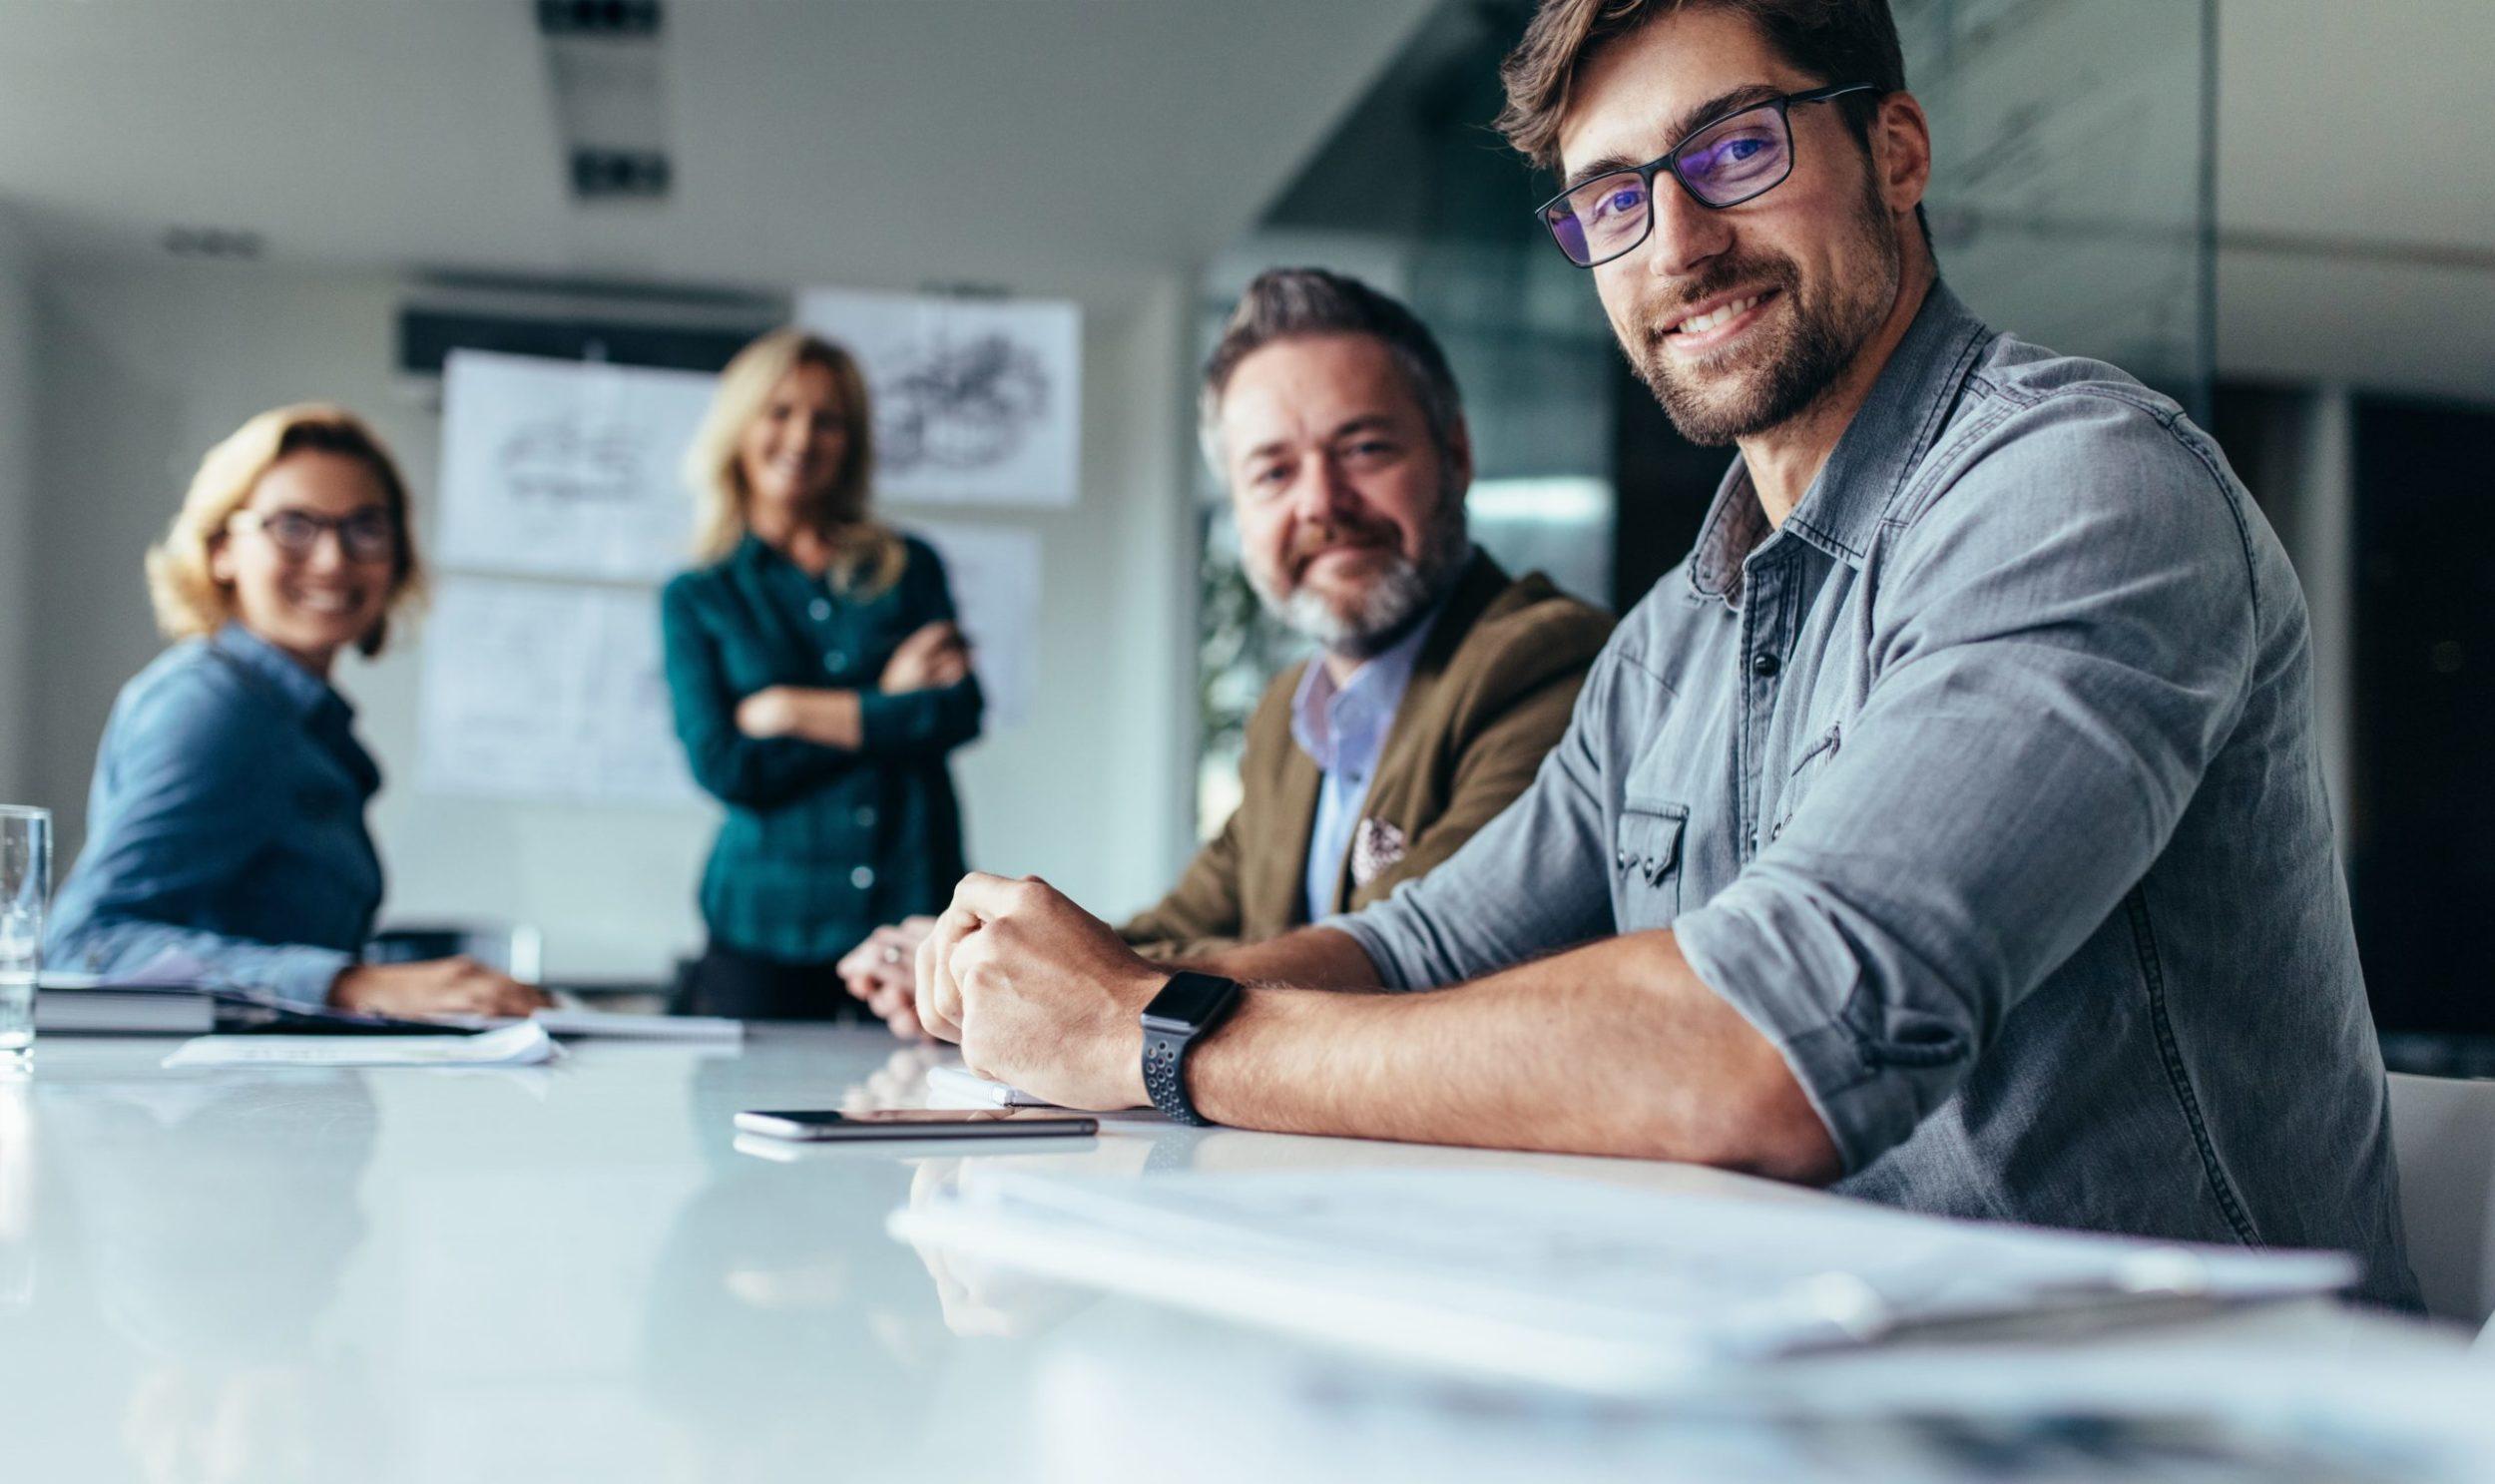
{"left": 1196, "top": 925, "right": 1383, "bottom": 990}
{"left": 1185, "top": 930, "right": 1840, "bottom": 1182}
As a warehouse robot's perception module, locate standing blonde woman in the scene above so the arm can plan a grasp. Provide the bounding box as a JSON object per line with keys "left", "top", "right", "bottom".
{"left": 663, "top": 330, "right": 981, "bottom": 1020}
{"left": 45, "top": 406, "right": 545, "bottom": 1017}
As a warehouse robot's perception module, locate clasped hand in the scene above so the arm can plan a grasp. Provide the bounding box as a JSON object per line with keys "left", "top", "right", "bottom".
{"left": 911, "top": 872, "right": 1165, "bottom": 1110}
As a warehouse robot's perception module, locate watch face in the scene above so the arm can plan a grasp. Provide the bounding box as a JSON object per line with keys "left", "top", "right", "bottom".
{"left": 1143, "top": 972, "right": 1239, "bottom": 1032}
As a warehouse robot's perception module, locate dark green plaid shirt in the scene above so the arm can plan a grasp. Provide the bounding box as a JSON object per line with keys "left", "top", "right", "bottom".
{"left": 661, "top": 533, "right": 981, "bottom": 963}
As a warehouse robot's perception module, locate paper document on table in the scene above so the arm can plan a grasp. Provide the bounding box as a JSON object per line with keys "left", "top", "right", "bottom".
{"left": 890, "top": 1169, "right": 2359, "bottom": 1393}
{"left": 427, "top": 1008, "right": 742, "bottom": 1042}
{"left": 163, "top": 1021, "right": 565, "bottom": 1070}
{"left": 924, "top": 1064, "right": 1056, "bottom": 1107}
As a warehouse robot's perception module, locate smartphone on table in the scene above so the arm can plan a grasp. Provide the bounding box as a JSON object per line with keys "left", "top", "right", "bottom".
{"left": 734, "top": 1108, "right": 1099, "bottom": 1142}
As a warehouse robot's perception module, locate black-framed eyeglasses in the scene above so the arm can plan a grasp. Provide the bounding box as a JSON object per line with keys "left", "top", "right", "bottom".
{"left": 229, "top": 507, "right": 398, "bottom": 563}
{"left": 1534, "top": 83, "right": 1879, "bottom": 268}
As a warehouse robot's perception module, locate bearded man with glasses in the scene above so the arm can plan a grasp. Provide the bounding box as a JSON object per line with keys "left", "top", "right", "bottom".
{"left": 902, "top": 0, "right": 2417, "bottom": 1308}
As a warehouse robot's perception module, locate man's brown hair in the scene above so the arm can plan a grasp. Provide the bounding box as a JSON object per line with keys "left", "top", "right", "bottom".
{"left": 1496, "top": 0, "right": 1909, "bottom": 172}
{"left": 1199, "top": 266, "right": 1466, "bottom": 473}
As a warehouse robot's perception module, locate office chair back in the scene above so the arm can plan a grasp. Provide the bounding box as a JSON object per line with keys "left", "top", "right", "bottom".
{"left": 2385, "top": 1071, "right": 2495, "bottom": 1327}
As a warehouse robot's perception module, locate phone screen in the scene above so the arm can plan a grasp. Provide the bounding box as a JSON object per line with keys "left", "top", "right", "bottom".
{"left": 733, "top": 1108, "right": 1099, "bottom": 1142}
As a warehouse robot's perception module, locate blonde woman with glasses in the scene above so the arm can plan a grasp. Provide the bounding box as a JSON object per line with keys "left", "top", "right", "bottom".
{"left": 45, "top": 405, "right": 547, "bottom": 1018}
{"left": 662, "top": 329, "right": 982, "bottom": 1020}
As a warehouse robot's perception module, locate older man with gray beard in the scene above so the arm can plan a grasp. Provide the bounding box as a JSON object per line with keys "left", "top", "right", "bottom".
{"left": 838, "top": 268, "right": 1612, "bottom": 1035}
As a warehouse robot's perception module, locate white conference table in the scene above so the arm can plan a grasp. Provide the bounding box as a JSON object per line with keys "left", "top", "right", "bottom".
{"left": 0, "top": 1025, "right": 2476, "bottom": 1483}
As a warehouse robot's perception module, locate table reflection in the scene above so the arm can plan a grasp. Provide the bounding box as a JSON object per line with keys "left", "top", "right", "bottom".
{"left": 638, "top": 1055, "right": 954, "bottom": 1475}
{"left": 44, "top": 1072, "right": 395, "bottom": 1484}
{"left": 0, "top": 1070, "right": 33, "bottom": 1310}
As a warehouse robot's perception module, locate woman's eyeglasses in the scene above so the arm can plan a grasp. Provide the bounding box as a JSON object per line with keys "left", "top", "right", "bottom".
{"left": 229, "top": 508, "right": 397, "bottom": 563}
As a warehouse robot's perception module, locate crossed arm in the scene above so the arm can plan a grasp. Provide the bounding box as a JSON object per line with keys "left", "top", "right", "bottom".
{"left": 909, "top": 872, "right": 1839, "bottom": 1183}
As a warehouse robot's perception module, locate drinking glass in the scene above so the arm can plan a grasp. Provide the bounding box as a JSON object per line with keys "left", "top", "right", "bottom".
{"left": 0, "top": 807, "right": 51, "bottom": 1066}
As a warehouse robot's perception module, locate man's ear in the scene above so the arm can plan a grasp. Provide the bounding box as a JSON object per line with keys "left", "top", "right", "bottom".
{"left": 1444, "top": 415, "right": 1476, "bottom": 494}
{"left": 1875, "top": 90, "right": 1933, "bottom": 219}
{"left": 207, "top": 534, "right": 235, "bottom": 586}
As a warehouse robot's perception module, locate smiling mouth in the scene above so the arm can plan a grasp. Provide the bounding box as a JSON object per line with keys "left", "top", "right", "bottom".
{"left": 286, "top": 590, "right": 364, "bottom": 617}
{"left": 1667, "top": 288, "right": 1776, "bottom": 338}
{"left": 1297, "top": 543, "right": 1390, "bottom": 575}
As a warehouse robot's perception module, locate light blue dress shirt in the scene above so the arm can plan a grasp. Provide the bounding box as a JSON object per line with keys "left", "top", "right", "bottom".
{"left": 1288, "top": 603, "right": 1444, "bottom": 923}
{"left": 45, "top": 623, "right": 384, "bottom": 1004}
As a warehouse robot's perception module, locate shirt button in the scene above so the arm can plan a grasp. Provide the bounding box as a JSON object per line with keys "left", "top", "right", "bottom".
{"left": 850, "top": 865, "right": 876, "bottom": 890}
{"left": 1750, "top": 651, "right": 1780, "bottom": 678}
{"left": 809, "top": 598, "right": 831, "bottom": 621}
{"left": 823, "top": 651, "right": 847, "bottom": 673}
{"left": 853, "top": 805, "right": 876, "bottom": 828}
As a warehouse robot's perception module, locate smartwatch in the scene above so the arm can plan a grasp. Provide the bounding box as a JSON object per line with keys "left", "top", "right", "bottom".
{"left": 1140, "top": 971, "right": 1244, "bottom": 1126}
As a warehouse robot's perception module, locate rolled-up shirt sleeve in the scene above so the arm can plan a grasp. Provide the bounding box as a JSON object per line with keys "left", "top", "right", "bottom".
{"left": 1326, "top": 646, "right": 1626, "bottom": 989}
{"left": 1671, "top": 396, "right": 2260, "bottom": 1175}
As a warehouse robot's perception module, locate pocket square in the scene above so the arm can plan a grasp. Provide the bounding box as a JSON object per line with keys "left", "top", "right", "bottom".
{"left": 1350, "top": 815, "right": 1408, "bottom": 888}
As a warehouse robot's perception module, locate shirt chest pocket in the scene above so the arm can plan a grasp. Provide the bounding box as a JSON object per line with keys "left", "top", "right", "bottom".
{"left": 1614, "top": 799, "right": 1689, "bottom": 927}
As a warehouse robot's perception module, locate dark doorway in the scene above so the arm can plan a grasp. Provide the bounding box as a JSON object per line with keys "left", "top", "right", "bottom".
{"left": 2348, "top": 395, "right": 2495, "bottom": 1038}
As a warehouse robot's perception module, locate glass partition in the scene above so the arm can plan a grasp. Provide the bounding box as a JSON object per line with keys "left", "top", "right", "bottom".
{"left": 1195, "top": 0, "right": 2214, "bottom": 833}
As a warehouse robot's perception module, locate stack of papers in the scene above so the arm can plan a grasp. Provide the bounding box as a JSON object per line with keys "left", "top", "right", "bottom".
{"left": 162, "top": 1021, "right": 565, "bottom": 1069}
{"left": 890, "top": 1169, "right": 2359, "bottom": 1393}
{"left": 447, "top": 1007, "right": 743, "bottom": 1042}
{"left": 37, "top": 976, "right": 744, "bottom": 1042}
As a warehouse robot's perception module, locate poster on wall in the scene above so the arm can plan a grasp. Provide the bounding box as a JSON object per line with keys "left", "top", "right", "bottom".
{"left": 435, "top": 350, "right": 714, "bottom": 582}
{"left": 416, "top": 575, "right": 698, "bottom": 806}
{"left": 910, "top": 520, "right": 1042, "bottom": 730}
{"left": 796, "top": 286, "right": 1082, "bottom": 507}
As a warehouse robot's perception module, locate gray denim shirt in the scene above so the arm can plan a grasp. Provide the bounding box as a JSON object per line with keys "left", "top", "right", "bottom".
{"left": 1332, "top": 283, "right": 2418, "bottom": 1307}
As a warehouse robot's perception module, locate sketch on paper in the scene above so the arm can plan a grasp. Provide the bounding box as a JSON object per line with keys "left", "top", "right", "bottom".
{"left": 495, "top": 420, "right": 647, "bottom": 506}
{"left": 1894, "top": 0, "right": 2206, "bottom": 387}
{"left": 881, "top": 332, "right": 1053, "bottom": 477}
{"left": 910, "top": 521, "right": 1041, "bottom": 730}
{"left": 416, "top": 576, "right": 699, "bottom": 807}
{"left": 436, "top": 350, "right": 715, "bottom": 582}
{"left": 797, "top": 287, "right": 1082, "bottom": 507}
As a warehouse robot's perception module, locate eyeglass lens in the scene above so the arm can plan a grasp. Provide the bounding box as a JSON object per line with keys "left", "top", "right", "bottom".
{"left": 1543, "top": 101, "right": 1795, "bottom": 266}
{"left": 255, "top": 510, "right": 395, "bottom": 560}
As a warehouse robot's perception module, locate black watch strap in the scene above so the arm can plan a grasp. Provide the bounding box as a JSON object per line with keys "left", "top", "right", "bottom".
{"left": 1140, "top": 971, "right": 1242, "bottom": 1126}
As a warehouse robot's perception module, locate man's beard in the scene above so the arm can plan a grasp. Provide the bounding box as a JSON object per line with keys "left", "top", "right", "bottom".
{"left": 1248, "top": 494, "right": 1470, "bottom": 661}
{"left": 1630, "top": 182, "right": 1902, "bottom": 447}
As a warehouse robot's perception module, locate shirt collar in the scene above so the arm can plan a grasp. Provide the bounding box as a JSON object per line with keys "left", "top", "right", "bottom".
{"left": 1289, "top": 587, "right": 1448, "bottom": 771}
{"left": 1685, "top": 279, "right": 1993, "bottom": 606}
{"left": 209, "top": 622, "right": 351, "bottom": 725}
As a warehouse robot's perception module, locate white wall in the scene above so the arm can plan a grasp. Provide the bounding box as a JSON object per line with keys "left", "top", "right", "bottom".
{"left": 26, "top": 257, "right": 1197, "bottom": 981}
{"left": 0, "top": 206, "right": 33, "bottom": 803}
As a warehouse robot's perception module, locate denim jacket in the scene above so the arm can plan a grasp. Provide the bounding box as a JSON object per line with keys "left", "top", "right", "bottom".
{"left": 1335, "top": 282, "right": 2419, "bottom": 1307}
{"left": 47, "top": 624, "right": 383, "bottom": 1004}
